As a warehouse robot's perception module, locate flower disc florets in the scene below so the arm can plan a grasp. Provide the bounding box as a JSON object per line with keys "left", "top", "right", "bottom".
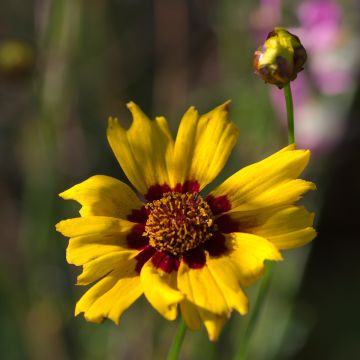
{"left": 144, "top": 192, "right": 215, "bottom": 256}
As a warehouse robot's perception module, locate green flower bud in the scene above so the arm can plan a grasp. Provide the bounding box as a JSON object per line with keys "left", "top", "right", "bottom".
{"left": 0, "top": 40, "right": 34, "bottom": 78}
{"left": 253, "top": 27, "right": 307, "bottom": 88}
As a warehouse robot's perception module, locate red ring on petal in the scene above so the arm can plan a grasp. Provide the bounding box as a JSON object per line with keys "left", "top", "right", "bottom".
{"left": 135, "top": 245, "right": 156, "bottom": 273}
{"left": 145, "top": 184, "right": 172, "bottom": 201}
{"left": 181, "top": 180, "right": 200, "bottom": 193}
{"left": 146, "top": 181, "right": 201, "bottom": 201}
{"left": 205, "top": 194, "right": 231, "bottom": 215}
{"left": 183, "top": 247, "right": 206, "bottom": 269}
{"left": 203, "top": 231, "right": 228, "bottom": 257}
{"left": 215, "top": 214, "right": 240, "bottom": 233}
{"left": 126, "top": 224, "right": 149, "bottom": 250}
{"left": 127, "top": 206, "right": 148, "bottom": 223}
{"left": 151, "top": 251, "right": 180, "bottom": 273}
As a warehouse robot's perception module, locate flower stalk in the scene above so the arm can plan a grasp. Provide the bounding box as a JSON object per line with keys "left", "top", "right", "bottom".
{"left": 234, "top": 262, "right": 274, "bottom": 360}
{"left": 166, "top": 318, "right": 187, "bottom": 360}
{"left": 284, "top": 83, "right": 295, "bottom": 144}
{"left": 234, "top": 78, "right": 296, "bottom": 360}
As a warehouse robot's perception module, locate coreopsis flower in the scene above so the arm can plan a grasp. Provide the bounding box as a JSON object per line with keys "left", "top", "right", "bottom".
{"left": 254, "top": 27, "right": 307, "bottom": 88}
{"left": 56, "top": 102, "right": 316, "bottom": 341}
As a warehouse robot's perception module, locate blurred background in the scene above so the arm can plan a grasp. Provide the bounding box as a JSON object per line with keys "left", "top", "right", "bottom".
{"left": 1, "top": 0, "right": 360, "bottom": 359}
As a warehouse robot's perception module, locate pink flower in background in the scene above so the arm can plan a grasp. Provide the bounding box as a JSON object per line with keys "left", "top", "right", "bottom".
{"left": 251, "top": 0, "right": 282, "bottom": 41}
{"left": 270, "top": 72, "right": 345, "bottom": 152}
{"left": 295, "top": 0, "right": 355, "bottom": 95}
{"left": 297, "top": 0, "right": 342, "bottom": 52}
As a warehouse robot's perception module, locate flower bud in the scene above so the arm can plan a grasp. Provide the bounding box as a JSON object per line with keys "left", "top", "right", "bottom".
{"left": 0, "top": 40, "right": 34, "bottom": 78}
{"left": 253, "top": 27, "right": 307, "bottom": 88}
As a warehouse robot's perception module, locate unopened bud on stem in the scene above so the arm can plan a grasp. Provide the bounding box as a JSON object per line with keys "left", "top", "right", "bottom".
{"left": 253, "top": 27, "right": 307, "bottom": 88}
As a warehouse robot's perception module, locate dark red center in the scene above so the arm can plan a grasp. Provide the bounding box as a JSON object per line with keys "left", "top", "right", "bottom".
{"left": 126, "top": 183, "right": 236, "bottom": 273}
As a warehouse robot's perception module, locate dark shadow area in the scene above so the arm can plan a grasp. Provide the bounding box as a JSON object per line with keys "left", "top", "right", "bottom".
{"left": 295, "top": 79, "right": 360, "bottom": 359}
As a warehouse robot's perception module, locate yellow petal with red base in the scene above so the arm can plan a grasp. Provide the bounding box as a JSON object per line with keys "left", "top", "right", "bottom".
{"left": 107, "top": 102, "right": 174, "bottom": 195}
{"left": 177, "top": 261, "right": 229, "bottom": 315}
{"left": 172, "top": 101, "right": 239, "bottom": 189}
{"left": 230, "top": 205, "right": 316, "bottom": 250}
{"left": 140, "top": 260, "right": 183, "bottom": 321}
{"left": 210, "top": 145, "right": 315, "bottom": 211}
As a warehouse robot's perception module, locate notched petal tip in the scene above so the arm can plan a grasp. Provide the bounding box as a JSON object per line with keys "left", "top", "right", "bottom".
{"left": 83, "top": 312, "right": 104, "bottom": 324}
{"left": 107, "top": 116, "right": 119, "bottom": 129}
{"left": 59, "top": 185, "right": 76, "bottom": 200}
{"left": 126, "top": 101, "right": 147, "bottom": 119}
{"left": 58, "top": 191, "right": 67, "bottom": 199}
{"left": 307, "top": 227, "right": 317, "bottom": 240}
{"left": 55, "top": 220, "right": 66, "bottom": 234}
{"left": 221, "top": 99, "right": 231, "bottom": 111}
{"left": 183, "top": 105, "right": 199, "bottom": 118}
{"left": 304, "top": 181, "right": 316, "bottom": 192}
{"left": 74, "top": 305, "right": 82, "bottom": 317}
{"left": 126, "top": 101, "right": 136, "bottom": 110}
{"left": 211, "top": 100, "right": 232, "bottom": 114}
{"left": 239, "top": 297, "right": 249, "bottom": 316}
{"left": 76, "top": 277, "right": 86, "bottom": 286}
{"left": 286, "top": 145, "right": 312, "bottom": 160}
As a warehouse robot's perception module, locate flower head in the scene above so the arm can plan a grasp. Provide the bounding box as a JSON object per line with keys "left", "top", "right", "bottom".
{"left": 56, "top": 102, "right": 316, "bottom": 341}
{"left": 254, "top": 27, "right": 307, "bottom": 88}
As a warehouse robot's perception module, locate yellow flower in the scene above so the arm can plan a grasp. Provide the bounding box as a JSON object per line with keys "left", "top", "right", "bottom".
{"left": 56, "top": 101, "right": 316, "bottom": 341}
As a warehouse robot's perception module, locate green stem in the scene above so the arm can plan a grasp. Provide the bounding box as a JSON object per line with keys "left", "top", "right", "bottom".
{"left": 284, "top": 83, "right": 295, "bottom": 144}
{"left": 166, "top": 318, "right": 187, "bottom": 360}
{"left": 234, "top": 262, "right": 274, "bottom": 360}
{"left": 233, "top": 82, "right": 296, "bottom": 360}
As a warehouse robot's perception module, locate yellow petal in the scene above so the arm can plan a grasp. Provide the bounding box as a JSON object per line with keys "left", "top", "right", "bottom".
{"left": 198, "top": 308, "right": 228, "bottom": 342}
{"left": 180, "top": 300, "right": 201, "bottom": 331}
{"left": 77, "top": 250, "right": 138, "bottom": 285}
{"left": 107, "top": 102, "right": 174, "bottom": 194}
{"left": 66, "top": 233, "right": 130, "bottom": 266}
{"left": 56, "top": 216, "right": 135, "bottom": 238}
{"left": 206, "top": 256, "right": 249, "bottom": 315}
{"left": 177, "top": 261, "right": 229, "bottom": 315}
{"left": 59, "top": 175, "right": 143, "bottom": 218}
{"left": 235, "top": 205, "right": 316, "bottom": 249}
{"left": 140, "top": 260, "right": 183, "bottom": 320}
{"left": 210, "top": 145, "right": 315, "bottom": 211}
{"left": 75, "top": 260, "right": 142, "bottom": 325}
{"left": 269, "top": 227, "right": 316, "bottom": 249}
{"left": 172, "top": 101, "right": 239, "bottom": 189}
{"left": 227, "top": 232, "right": 282, "bottom": 287}
{"left": 239, "top": 179, "right": 315, "bottom": 211}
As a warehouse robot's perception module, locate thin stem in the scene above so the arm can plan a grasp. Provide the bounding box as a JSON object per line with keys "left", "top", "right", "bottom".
{"left": 166, "top": 317, "right": 187, "bottom": 360}
{"left": 284, "top": 83, "right": 295, "bottom": 144}
{"left": 234, "top": 82, "right": 296, "bottom": 360}
{"left": 234, "top": 262, "right": 274, "bottom": 360}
